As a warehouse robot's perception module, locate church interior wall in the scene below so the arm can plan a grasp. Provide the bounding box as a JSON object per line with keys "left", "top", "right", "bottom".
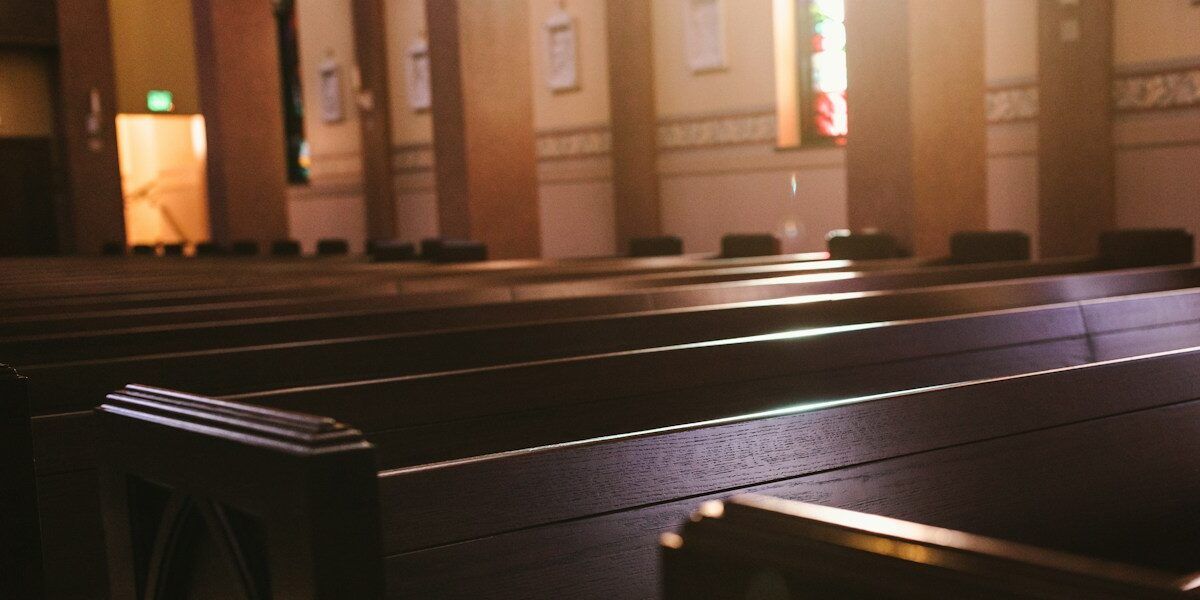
{"left": 288, "top": 0, "right": 368, "bottom": 255}
{"left": 1112, "top": 0, "right": 1200, "bottom": 258}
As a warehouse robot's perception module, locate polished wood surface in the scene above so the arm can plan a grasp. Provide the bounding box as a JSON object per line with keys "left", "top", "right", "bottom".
{"left": 666, "top": 492, "right": 1196, "bottom": 599}
{"left": 94, "top": 347, "right": 1200, "bottom": 598}
{"left": 7, "top": 251, "right": 1196, "bottom": 598}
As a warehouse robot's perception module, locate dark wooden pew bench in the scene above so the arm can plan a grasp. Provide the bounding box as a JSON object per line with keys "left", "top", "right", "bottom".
{"left": 664, "top": 495, "right": 1199, "bottom": 599}
{"left": 95, "top": 347, "right": 1200, "bottom": 599}
{"left": 20, "top": 268, "right": 1200, "bottom": 598}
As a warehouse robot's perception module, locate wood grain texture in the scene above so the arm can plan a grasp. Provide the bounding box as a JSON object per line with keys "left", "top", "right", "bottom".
{"left": 1038, "top": 0, "right": 1114, "bottom": 257}
{"left": 665, "top": 400, "right": 1200, "bottom": 598}
{"left": 379, "top": 350, "right": 1200, "bottom": 598}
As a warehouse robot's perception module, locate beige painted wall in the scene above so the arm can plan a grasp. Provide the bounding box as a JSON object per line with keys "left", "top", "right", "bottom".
{"left": 984, "top": 0, "right": 1037, "bottom": 83}
{"left": 383, "top": 0, "right": 439, "bottom": 246}
{"left": 984, "top": 0, "right": 1039, "bottom": 253}
{"left": 108, "top": 0, "right": 200, "bottom": 114}
{"left": 1112, "top": 1, "right": 1200, "bottom": 257}
{"left": 653, "top": 0, "right": 776, "bottom": 118}
{"left": 528, "top": 0, "right": 611, "bottom": 130}
{"left": 528, "top": 0, "right": 615, "bottom": 257}
{"left": 0, "top": 51, "right": 55, "bottom": 137}
{"left": 1114, "top": 0, "right": 1200, "bottom": 69}
{"left": 288, "top": 0, "right": 367, "bottom": 254}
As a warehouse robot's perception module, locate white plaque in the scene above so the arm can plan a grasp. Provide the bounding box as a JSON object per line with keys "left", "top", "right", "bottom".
{"left": 406, "top": 39, "right": 431, "bottom": 112}
{"left": 544, "top": 9, "right": 579, "bottom": 92}
{"left": 318, "top": 57, "right": 345, "bottom": 123}
{"left": 685, "top": 0, "right": 726, "bottom": 73}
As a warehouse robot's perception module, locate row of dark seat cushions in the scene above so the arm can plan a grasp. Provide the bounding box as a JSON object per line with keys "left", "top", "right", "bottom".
{"left": 632, "top": 228, "right": 1194, "bottom": 266}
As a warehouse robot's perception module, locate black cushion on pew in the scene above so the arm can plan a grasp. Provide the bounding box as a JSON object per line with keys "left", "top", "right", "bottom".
{"left": 422, "top": 238, "right": 487, "bottom": 262}
{"left": 630, "top": 236, "right": 684, "bottom": 257}
{"left": 194, "top": 242, "right": 225, "bottom": 257}
{"left": 231, "top": 240, "right": 260, "bottom": 256}
{"left": 827, "top": 231, "right": 902, "bottom": 260}
{"left": 130, "top": 244, "right": 156, "bottom": 256}
{"left": 1100, "top": 228, "right": 1194, "bottom": 268}
{"left": 720, "top": 234, "right": 780, "bottom": 258}
{"left": 162, "top": 243, "right": 185, "bottom": 257}
{"left": 101, "top": 242, "right": 124, "bottom": 256}
{"left": 368, "top": 240, "right": 417, "bottom": 262}
{"left": 271, "top": 239, "right": 302, "bottom": 257}
{"left": 317, "top": 238, "right": 350, "bottom": 256}
{"left": 950, "top": 230, "right": 1030, "bottom": 264}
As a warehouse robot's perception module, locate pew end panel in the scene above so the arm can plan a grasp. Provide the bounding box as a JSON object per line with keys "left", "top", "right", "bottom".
{"left": 663, "top": 495, "right": 1200, "bottom": 599}
{"left": 0, "top": 364, "right": 42, "bottom": 599}
{"left": 96, "top": 386, "right": 384, "bottom": 600}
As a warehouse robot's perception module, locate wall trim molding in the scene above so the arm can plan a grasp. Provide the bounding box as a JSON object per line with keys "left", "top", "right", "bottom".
{"left": 986, "top": 60, "right": 1200, "bottom": 123}
{"left": 986, "top": 85, "right": 1038, "bottom": 124}
{"left": 392, "top": 143, "right": 434, "bottom": 173}
{"left": 535, "top": 126, "right": 612, "bottom": 161}
{"left": 657, "top": 109, "right": 777, "bottom": 151}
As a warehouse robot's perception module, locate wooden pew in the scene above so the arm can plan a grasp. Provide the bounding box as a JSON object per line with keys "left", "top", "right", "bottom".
{"left": 663, "top": 495, "right": 1198, "bottom": 599}
{"left": 11, "top": 265, "right": 1200, "bottom": 422}
{"left": 9, "top": 259, "right": 1190, "bottom": 600}
{"left": 94, "top": 347, "right": 1200, "bottom": 599}
{"left": 0, "top": 251, "right": 837, "bottom": 303}
{"left": 0, "top": 255, "right": 922, "bottom": 323}
{"left": 0, "top": 256, "right": 1102, "bottom": 339}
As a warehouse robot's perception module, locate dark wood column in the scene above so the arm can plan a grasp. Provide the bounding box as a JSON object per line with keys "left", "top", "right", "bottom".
{"left": 55, "top": 0, "right": 125, "bottom": 254}
{"left": 426, "top": 0, "right": 541, "bottom": 259}
{"left": 352, "top": 0, "right": 397, "bottom": 241}
{"left": 606, "top": 0, "right": 661, "bottom": 253}
{"left": 845, "top": 0, "right": 987, "bottom": 257}
{"left": 192, "top": 0, "right": 289, "bottom": 246}
{"left": 1037, "top": 0, "right": 1113, "bottom": 257}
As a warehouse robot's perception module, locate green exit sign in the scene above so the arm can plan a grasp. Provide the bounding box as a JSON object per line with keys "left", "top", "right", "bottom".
{"left": 146, "top": 90, "right": 174, "bottom": 113}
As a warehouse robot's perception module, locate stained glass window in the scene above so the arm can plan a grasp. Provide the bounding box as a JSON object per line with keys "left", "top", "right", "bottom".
{"left": 808, "top": 0, "right": 847, "bottom": 139}
{"left": 806, "top": 0, "right": 847, "bottom": 141}
{"left": 774, "top": 0, "right": 848, "bottom": 148}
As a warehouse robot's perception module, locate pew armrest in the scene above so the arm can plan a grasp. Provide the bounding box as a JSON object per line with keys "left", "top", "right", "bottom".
{"left": 0, "top": 365, "right": 42, "bottom": 598}
{"left": 96, "top": 386, "right": 384, "bottom": 600}
{"left": 663, "top": 495, "right": 1199, "bottom": 599}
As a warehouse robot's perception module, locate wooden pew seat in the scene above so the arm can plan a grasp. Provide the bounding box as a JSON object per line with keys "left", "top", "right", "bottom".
{"left": 94, "top": 344, "right": 1200, "bottom": 598}
{"left": 664, "top": 494, "right": 1199, "bottom": 599}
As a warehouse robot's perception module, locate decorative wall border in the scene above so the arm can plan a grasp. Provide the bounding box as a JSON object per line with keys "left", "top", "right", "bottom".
{"left": 985, "top": 61, "right": 1200, "bottom": 123}
{"left": 986, "top": 85, "right": 1039, "bottom": 124}
{"left": 656, "top": 109, "right": 777, "bottom": 151}
{"left": 535, "top": 125, "right": 611, "bottom": 161}
{"left": 1114, "top": 66, "right": 1200, "bottom": 112}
